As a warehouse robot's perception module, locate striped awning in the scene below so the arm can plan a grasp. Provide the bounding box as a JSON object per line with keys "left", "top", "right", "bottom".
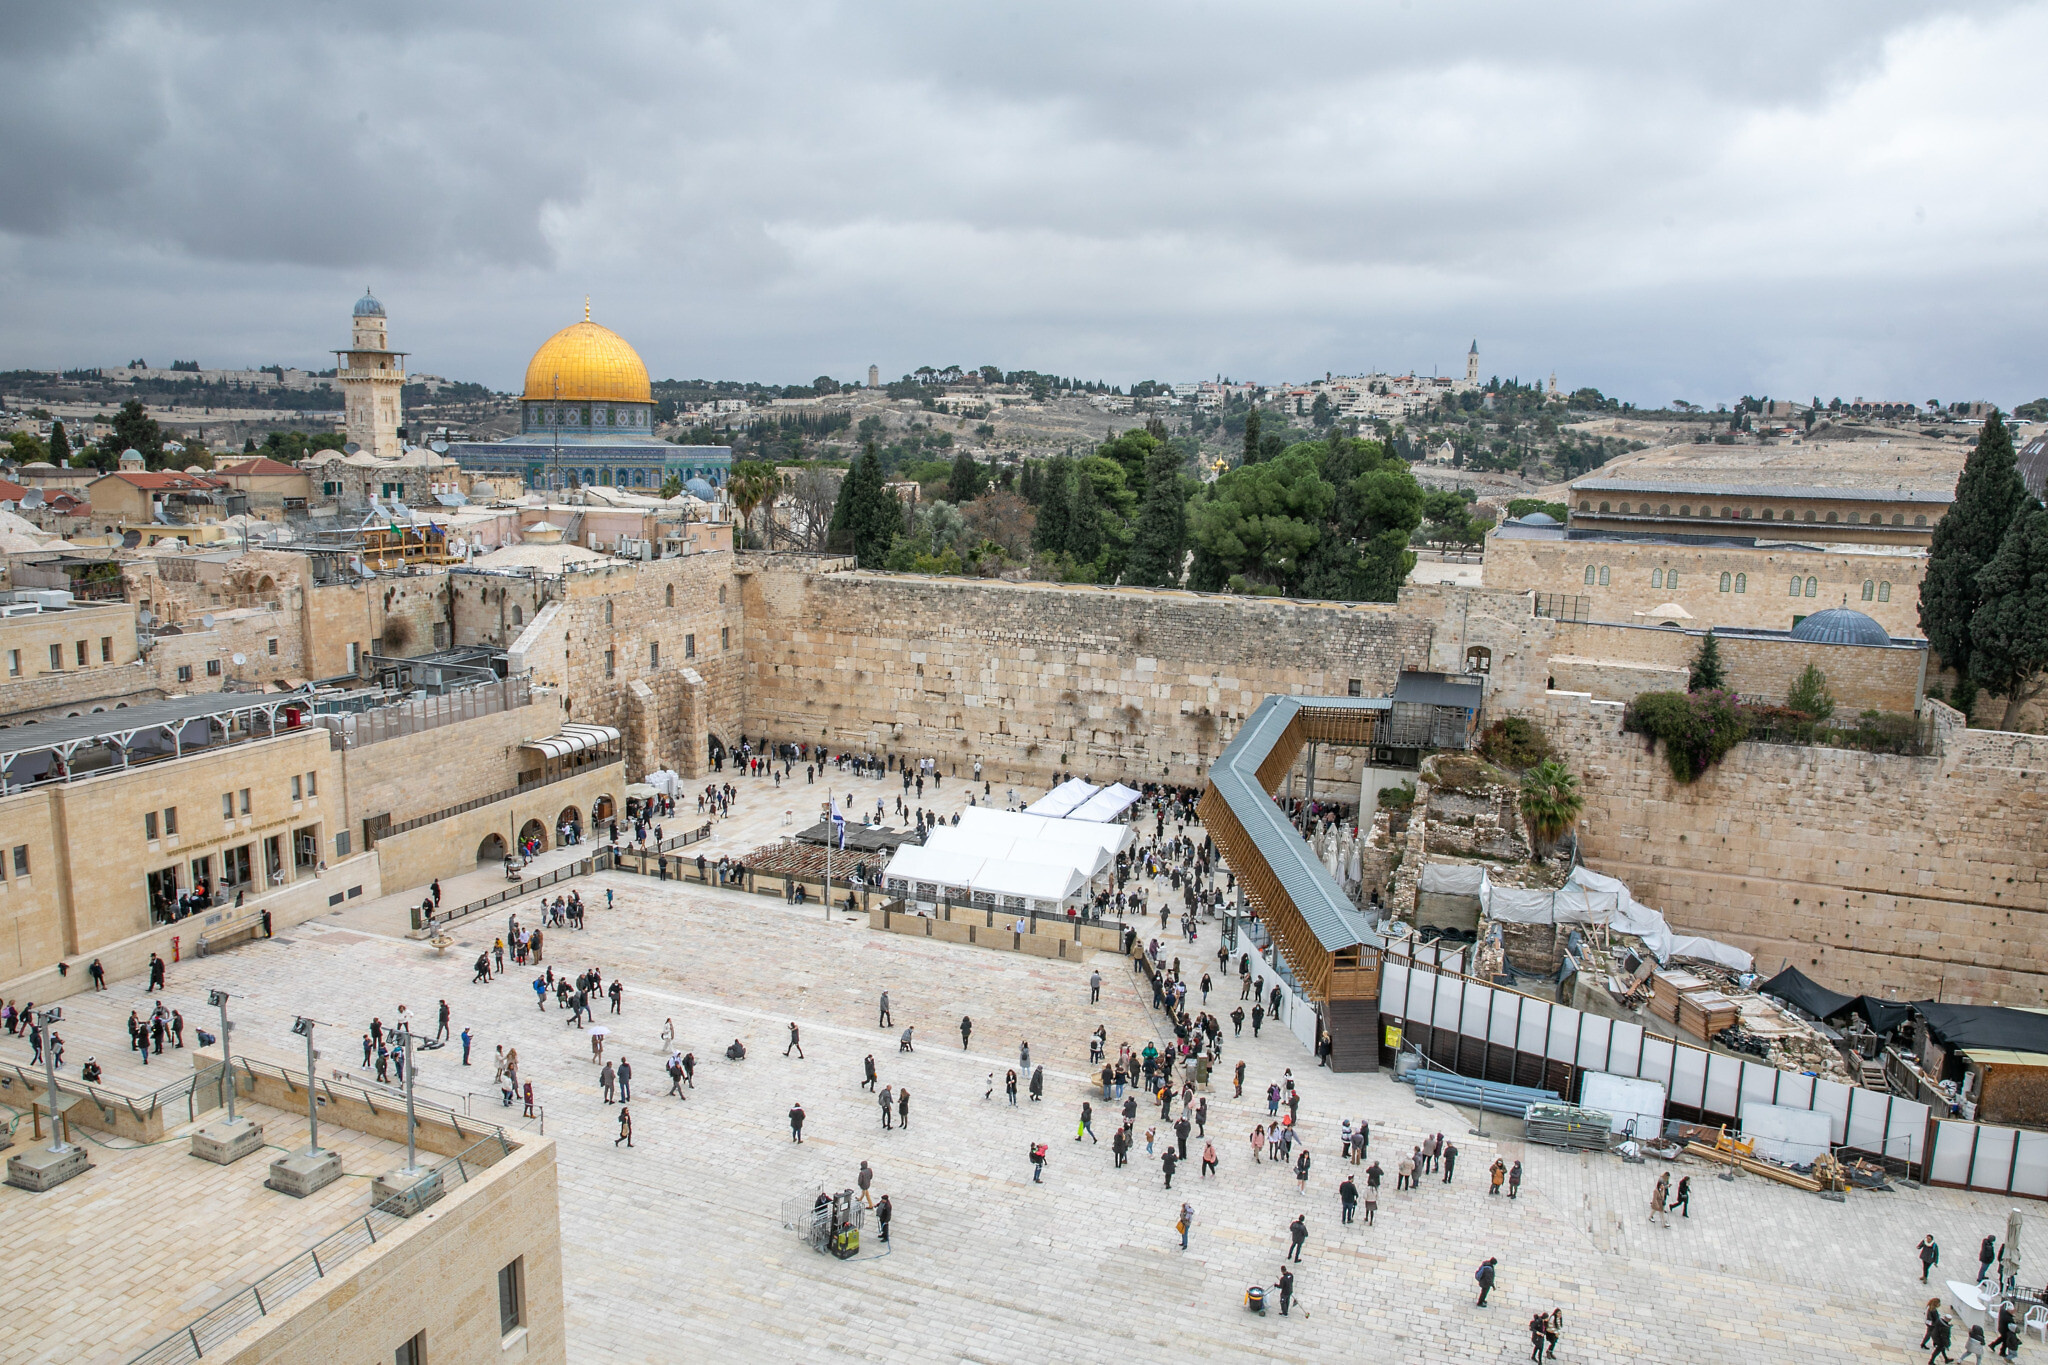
{"left": 520, "top": 723, "right": 620, "bottom": 760}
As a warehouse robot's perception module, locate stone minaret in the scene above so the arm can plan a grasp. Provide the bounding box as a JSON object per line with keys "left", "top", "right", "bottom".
{"left": 335, "top": 290, "right": 408, "bottom": 459}
{"left": 1466, "top": 340, "right": 1480, "bottom": 386}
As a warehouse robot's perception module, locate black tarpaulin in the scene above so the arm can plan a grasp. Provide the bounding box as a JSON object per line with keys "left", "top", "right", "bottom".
{"left": 1759, "top": 967, "right": 1854, "bottom": 1021}
{"left": 1915, "top": 1002, "right": 2048, "bottom": 1055}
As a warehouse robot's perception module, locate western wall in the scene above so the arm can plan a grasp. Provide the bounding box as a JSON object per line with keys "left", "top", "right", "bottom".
{"left": 733, "top": 559, "right": 2047, "bottom": 1006}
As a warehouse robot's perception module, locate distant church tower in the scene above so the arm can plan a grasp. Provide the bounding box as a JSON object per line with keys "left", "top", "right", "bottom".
{"left": 1466, "top": 340, "right": 1480, "bottom": 386}
{"left": 335, "top": 290, "right": 407, "bottom": 459}
{"left": 868, "top": 364, "right": 880, "bottom": 389}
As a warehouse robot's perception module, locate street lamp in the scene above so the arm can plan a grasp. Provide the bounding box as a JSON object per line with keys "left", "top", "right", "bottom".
{"left": 208, "top": 989, "right": 237, "bottom": 1127}
{"left": 291, "top": 1017, "right": 320, "bottom": 1154}
{"left": 35, "top": 1006, "right": 65, "bottom": 1154}
{"left": 192, "top": 988, "right": 264, "bottom": 1165}
{"left": 265, "top": 1016, "right": 340, "bottom": 1197}
{"left": 397, "top": 1023, "right": 420, "bottom": 1175}
{"left": 1, "top": 1003, "right": 94, "bottom": 1190}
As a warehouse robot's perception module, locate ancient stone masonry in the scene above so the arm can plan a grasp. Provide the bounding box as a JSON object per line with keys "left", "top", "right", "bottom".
{"left": 741, "top": 565, "right": 1444, "bottom": 785}
{"left": 1542, "top": 692, "right": 2048, "bottom": 1007}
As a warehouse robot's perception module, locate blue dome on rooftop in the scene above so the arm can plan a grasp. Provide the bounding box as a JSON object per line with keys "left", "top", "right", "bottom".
{"left": 353, "top": 290, "right": 385, "bottom": 318}
{"left": 1516, "top": 511, "right": 1559, "bottom": 526}
{"left": 684, "top": 477, "right": 716, "bottom": 500}
{"left": 1790, "top": 607, "right": 1890, "bottom": 647}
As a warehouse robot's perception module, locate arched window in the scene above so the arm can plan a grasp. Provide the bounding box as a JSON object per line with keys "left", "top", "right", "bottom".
{"left": 1578, "top": 499, "right": 1591, "bottom": 511}
{"left": 1618, "top": 502, "right": 1630, "bottom": 514}
{"left": 665, "top": 584, "right": 675, "bottom": 607}
{"left": 513, "top": 605, "right": 523, "bottom": 625}
{"left": 1464, "top": 646, "right": 1492, "bottom": 674}
{"left": 719, "top": 585, "right": 728, "bottom": 604}
{"left": 1805, "top": 576, "right": 1818, "bottom": 597}
{"left": 1735, "top": 573, "right": 1746, "bottom": 593}
{"left": 1825, "top": 511, "right": 1839, "bottom": 523}
{"left": 1599, "top": 501, "right": 1611, "bottom": 513}
{"left": 1789, "top": 576, "right": 1803, "bottom": 597}
{"left": 1893, "top": 514, "right": 1904, "bottom": 526}
{"left": 1719, "top": 572, "right": 1732, "bottom": 592}
{"left": 1680, "top": 505, "right": 1692, "bottom": 517}
{"left": 1805, "top": 510, "right": 1816, "bottom": 522}
{"left": 1652, "top": 568, "right": 1665, "bottom": 589}
{"left": 1721, "top": 506, "right": 1734, "bottom": 518}
{"left": 1666, "top": 570, "right": 1677, "bottom": 589}
{"left": 1861, "top": 579, "right": 1874, "bottom": 601}
{"left": 1761, "top": 508, "right": 1774, "bottom": 520}
{"left": 1915, "top": 514, "right": 1928, "bottom": 527}
{"left": 1877, "top": 581, "right": 1891, "bottom": 602}
{"left": 1660, "top": 504, "right": 1671, "bottom": 515}
{"left": 1847, "top": 512, "right": 1860, "bottom": 524}
{"left": 1598, "top": 565, "right": 1610, "bottom": 586}
{"left": 1742, "top": 507, "right": 1753, "bottom": 519}
{"left": 1584, "top": 565, "right": 1596, "bottom": 585}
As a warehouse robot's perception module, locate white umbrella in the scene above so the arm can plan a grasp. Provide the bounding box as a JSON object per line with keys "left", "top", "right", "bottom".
{"left": 588, "top": 1026, "right": 610, "bottom": 1038}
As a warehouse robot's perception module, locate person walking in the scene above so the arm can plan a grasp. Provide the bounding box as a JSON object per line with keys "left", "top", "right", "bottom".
{"left": 1295, "top": 1148, "right": 1312, "bottom": 1193}
{"left": 1201, "top": 1141, "right": 1218, "bottom": 1178}
{"left": 1162, "top": 1147, "right": 1178, "bottom": 1188}
{"left": 1077, "top": 1102, "right": 1098, "bottom": 1143}
{"left": 1397, "top": 1152, "right": 1414, "bottom": 1192}
{"left": 1507, "top": 1161, "right": 1522, "bottom": 1199}
{"left": 897, "top": 1087, "right": 910, "bottom": 1130}
{"left": 615, "top": 1058, "right": 632, "bottom": 1101}
{"left": 857, "top": 1160, "right": 875, "bottom": 1208}
{"left": 875, "top": 1193, "right": 892, "bottom": 1243}
{"left": 1918, "top": 1235, "right": 1941, "bottom": 1284}
{"left": 1978, "top": 1234, "right": 1998, "bottom": 1284}
{"left": 1923, "top": 1298, "right": 1946, "bottom": 1349}
{"left": 1177, "top": 1201, "right": 1194, "bottom": 1251}
{"left": 1362, "top": 1172, "right": 1379, "bottom": 1226}
{"left": 615, "top": 1106, "right": 632, "bottom": 1147}
{"left": 785, "top": 1022, "right": 804, "bottom": 1059}
{"left": 879, "top": 1084, "right": 895, "bottom": 1129}
{"left": 1529, "top": 1312, "right": 1551, "bottom": 1362}
{"left": 1030, "top": 1142, "right": 1047, "bottom": 1183}
{"left": 1175, "top": 1115, "right": 1191, "bottom": 1161}
{"left": 1669, "top": 1173, "right": 1688, "bottom": 1216}
{"left": 1090, "top": 969, "right": 1102, "bottom": 1003}
{"left": 1029, "top": 1066, "right": 1043, "bottom": 1102}
{"left": 1277, "top": 1265, "right": 1295, "bottom": 1317}
{"left": 599, "top": 1060, "right": 617, "bottom": 1103}
{"left": 1442, "top": 1141, "right": 1459, "bottom": 1183}
{"left": 1019, "top": 1039, "right": 1031, "bottom": 1071}
{"left": 1927, "top": 1311, "right": 1955, "bottom": 1364}
{"left": 460, "top": 1026, "right": 473, "bottom": 1066}
{"left": 436, "top": 999, "right": 451, "bottom": 1041}
{"left": 1961, "top": 1320, "right": 1989, "bottom": 1365}
{"left": 789, "top": 1102, "right": 806, "bottom": 1143}
{"left": 522, "top": 1081, "right": 536, "bottom": 1118}
{"left": 1649, "top": 1171, "right": 1671, "bottom": 1228}
{"left": 899, "top": 1026, "right": 914, "bottom": 1052}
{"left": 863, "top": 1054, "right": 878, "bottom": 1091}
{"left": 960, "top": 1015, "right": 973, "bottom": 1049}
{"left": 1475, "top": 1256, "right": 1498, "bottom": 1307}
{"left": 1544, "top": 1307, "right": 1563, "bottom": 1360}
{"left": 1287, "top": 1214, "right": 1308, "bottom": 1262}
{"left": 878, "top": 991, "right": 891, "bottom": 1027}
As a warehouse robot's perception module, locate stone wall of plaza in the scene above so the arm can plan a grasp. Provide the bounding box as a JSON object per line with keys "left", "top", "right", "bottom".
{"left": 1484, "top": 531, "right": 1927, "bottom": 637}
{"left": 1547, "top": 619, "right": 1929, "bottom": 713}
{"left": 304, "top": 572, "right": 453, "bottom": 677}
{"left": 493, "top": 551, "right": 747, "bottom": 780}
{"left": 736, "top": 561, "right": 1550, "bottom": 786}
{"left": 0, "top": 727, "right": 346, "bottom": 976}
{"left": 216, "top": 1134, "right": 565, "bottom": 1365}
{"left": 1543, "top": 692, "right": 2048, "bottom": 1007}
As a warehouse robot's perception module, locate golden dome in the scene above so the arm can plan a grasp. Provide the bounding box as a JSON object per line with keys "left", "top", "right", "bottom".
{"left": 521, "top": 303, "right": 651, "bottom": 404}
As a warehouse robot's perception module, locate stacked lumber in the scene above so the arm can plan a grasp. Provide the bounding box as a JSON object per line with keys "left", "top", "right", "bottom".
{"left": 1649, "top": 970, "right": 1711, "bottom": 1023}
{"left": 1683, "top": 1140, "right": 1824, "bottom": 1192}
{"left": 1678, "top": 989, "right": 1739, "bottom": 1040}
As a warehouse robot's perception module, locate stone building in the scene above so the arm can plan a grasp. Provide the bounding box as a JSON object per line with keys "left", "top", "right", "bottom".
{"left": 1566, "top": 477, "right": 1951, "bottom": 547}
{"left": 335, "top": 289, "right": 407, "bottom": 460}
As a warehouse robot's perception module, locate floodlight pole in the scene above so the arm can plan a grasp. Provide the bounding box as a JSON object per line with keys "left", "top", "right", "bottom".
{"left": 210, "top": 989, "right": 237, "bottom": 1125}
{"left": 36, "top": 1006, "right": 65, "bottom": 1153}
{"left": 399, "top": 1024, "right": 419, "bottom": 1174}
{"left": 293, "top": 1017, "right": 321, "bottom": 1154}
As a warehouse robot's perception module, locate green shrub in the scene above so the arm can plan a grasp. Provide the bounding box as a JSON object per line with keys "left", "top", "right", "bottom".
{"left": 1785, "top": 663, "right": 1836, "bottom": 721}
{"left": 1623, "top": 690, "right": 1750, "bottom": 783}
{"left": 1478, "top": 716, "right": 1552, "bottom": 770}
{"left": 1377, "top": 781, "right": 1417, "bottom": 811}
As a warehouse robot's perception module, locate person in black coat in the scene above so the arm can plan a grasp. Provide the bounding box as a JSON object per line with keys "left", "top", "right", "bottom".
{"left": 1918, "top": 1235, "right": 1940, "bottom": 1284}
{"left": 1926, "top": 1311, "right": 1954, "bottom": 1363}
{"left": 1475, "top": 1256, "right": 1498, "bottom": 1307}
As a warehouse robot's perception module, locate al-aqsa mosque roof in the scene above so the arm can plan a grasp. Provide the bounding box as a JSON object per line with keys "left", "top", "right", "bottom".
{"left": 521, "top": 301, "right": 652, "bottom": 405}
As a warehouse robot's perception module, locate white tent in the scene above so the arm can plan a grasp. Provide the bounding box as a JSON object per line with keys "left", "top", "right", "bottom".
{"left": 1025, "top": 778, "right": 1099, "bottom": 818}
{"left": 880, "top": 844, "right": 986, "bottom": 901}
{"left": 1472, "top": 862, "right": 1751, "bottom": 970}
{"left": 1068, "top": 782, "right": 1141, "bottom": 822}
{"left": 881, "top": 843, "right": 1086, "bottom": 913}
{"left": 924, "top": 827, "right": 1109, "bottom": 883}
{"left": 956, "top": 805, "right": 1135, "bottom": 861}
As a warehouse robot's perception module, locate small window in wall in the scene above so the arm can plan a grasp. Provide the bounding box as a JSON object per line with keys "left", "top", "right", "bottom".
{"left": 1735, "top": 573, "right": 1746, "bottom": 593}
{"left": 222, "top": 792, "right": 235, "bottom": 820}
{"left": 1789, "top": 576, "right": 1803, "bottom": 597}
{"left": 719, "top": 585, "right": 728, "bottom": 605}
{"left": 177, "top": 664, "right": 194, "bottom": 683}
{"left": 1597, "top": 565, "right": 1610, "bottom": 586}
{"left": 267, "top": 638, "right": 278, "bottom": 655}
{"left": 1825, "top": 511, "right": 1839, "bottom": 523}
{"left": 1719, "top": 572, "right": 1732, "bottom": 592}
{"left": 1721, "top": 507, "right": 1733, "bottom": 518}
{"left": 1464, "top": 646, "right": 1492, "bottom": 674}
{"left": 1761, "top": 509, "right": 1774, "bottom": 520}
{"left": 1599, "top": 501, "right": 1611, "bottom": 513}
{"left": 1877, "top": 581, "right": 1891, "bottom": 602}
{"left": 10, "top": 847, "right": 26, "bottom": 879}
{"left": 498, "top": 1258, "right": 526, "bottom": 1336}
{"left": 604, "top": 649, "right": 615, "bottom": 679}
{"left": 512, "top": 606, "right": 523, "bottom": 626}
{"left": 1348, "top": 678, "right": 1362, "bottom": 697}
{"left": 665, "top": 585, "right": 674, "bottom": 607}
{"left": 395, "top": 1330, "right": 426, "bottom": 1365}
{"left": 1578, "top": 499, "right": 1590, "bottom": 511}
{"left": 1861, "top": 579, "right": 1875, "bottom": 601}
{"left": 74, "top": 640, "right": 86, "bottom": 666}
{"left": 1660, "top": 504, "right": 1671, "bottom": 515}
{"left": 685, "top": 633, "right": 696, "bottom": 658}
{"left": 1805, "top": 510, "right": 1816, "bottom": 522}
{"left": 336, "top": 830, "right": 351, "bottom": 858}
{"left": 1679, "top": 505, "right": 1691, "bottom": 517}
{"left": 1805, "top": 576, "right": 1818, "bottom": 597}
{"left": 49, "top": 644, "right": 62, "bottom": 670}
{"left": 649, "top": 641, "right": 659, "bottom": 668}
{"left": 1617, "top": 502, "right": 1630, "bottom": 514}
{"left": 292, "top": 775, "right": 302, "bottom": 801}
{"left": 604, "top": 600, "right": 614, "bottom": 626}
{"left": 6, "top": 649, "right": 18, "bottom": 678}
{"left": 164, "top": 807, "right": 178, "bottom": 835}
{"left": 206, "top": 659, "right": 222, "bottom": 677}
{"left": 1652, "top": 569, "right": 1664, "bottom": 589}
{"left": 1666, "top": 570, "right": 1678, "bottom": 590}
{"left": 307, "top": 771, "right": 317, "bottom": 797}
{"left": 1846, "top": 512, "right": 1859, "bottom": 524}
{"left": 100, "top": 637, "right": 112, "bottom": 662}
{"left": 145, "top": 811, "right": 159, "bottom": 840}
{"left": 1583, "top": 565, "right": 1596, "bottom": 586}
{"left": 1915, "top": 514, "right": 1928, "bottom": 527}
{"left": 240, "top": 788, "right": 251, "bottom": 815}
{"left": 722, "top": 626, "right": 731, "bottom": 650}
{"left": 1892, "top": 514, "right": 1904, "bottom": 526}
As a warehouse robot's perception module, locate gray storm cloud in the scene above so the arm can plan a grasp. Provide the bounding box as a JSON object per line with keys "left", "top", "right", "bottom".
{"left": 0, "top": 0, "right": 2041, "bottom": 405}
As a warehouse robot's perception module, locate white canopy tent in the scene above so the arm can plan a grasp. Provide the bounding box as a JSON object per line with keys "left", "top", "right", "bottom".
{"left": 1068, "top": 782, "right": 1141, "bottom": 822}
{"left": 881, "top": 842, "right": 1087, "bottom": 914}
{"left": 956, "top": 805, "right": 1135, "bottom": 862}
{"left": 924, "top": 827, "right": 1110, "bottom": 882}
{"left": 1025, "top": 778, "right": 1099, "bottom": 818}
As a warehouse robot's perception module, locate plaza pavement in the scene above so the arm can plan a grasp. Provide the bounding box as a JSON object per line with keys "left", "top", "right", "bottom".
{"left": 0, "top": 767, "right": 2023, "bottom": 1364}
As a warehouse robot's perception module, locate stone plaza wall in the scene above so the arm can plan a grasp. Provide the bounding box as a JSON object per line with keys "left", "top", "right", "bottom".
{"left": 1549, "top": 619, "right": 1927, "bottom": 713}
{"left": 1542, "top": 692, "right": 2048, "bottom": 1007}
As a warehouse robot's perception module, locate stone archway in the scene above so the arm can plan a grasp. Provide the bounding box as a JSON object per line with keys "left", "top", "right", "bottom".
{"left": 477, "top": 833, "right": 508, "bottom": 863}
{"left": 592, "top": 795, "right": 615, "bottom": 822}
{"left": 518, "top": 818, "right": 549, "bottom": 854}
{"left": 707, "top": 732, "right": 727, "bottom": 772}
{"left": 557, "top": 805, "right": 582, "bottom": 842}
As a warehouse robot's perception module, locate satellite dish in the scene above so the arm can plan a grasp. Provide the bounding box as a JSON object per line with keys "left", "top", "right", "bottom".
{"left": 200, "top": 613, "right": 215, "bottom": 629}
{"left": 19, "top": 489, "right": 42, "bottom": 509}
{"left": 431, "top": 441, "right": 448, "bottom": 454}
{"left": 344, "top": 441, "right": 361, "bottom": 455}
{"left": 231, "top": 653, "right": 247, "bottom": 666}
{"left": 136, "top": 609, "right": 153, "bottom": 625}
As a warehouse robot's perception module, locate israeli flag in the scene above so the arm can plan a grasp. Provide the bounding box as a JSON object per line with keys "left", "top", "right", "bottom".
{"left": 829, "top": 796, "right": 847, "bottom": 849}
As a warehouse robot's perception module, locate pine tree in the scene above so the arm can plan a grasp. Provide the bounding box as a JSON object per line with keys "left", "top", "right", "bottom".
{"left": 1922, "top": 410, "right": 2026, "bottom": 682}
{"left": 48, "top": 421, "right": 70, "bottom": 466}
{"left": 1688, "top": 630, "right": 1725, "bottom": 691}
{"left": 946, "top": 449, "right": 983, "bottom": 504}
{"left": 1125, "top": 439, "right": 1189, "bottom": 587}
{"left": 1241, "top": 409, "right": 1263, "bottom": 465}
{"left": 1068, "top": 469, "right": 1104, "bottom": 564}
{"left": 1968, "top": 503, "right": 2048, "bottom": 730}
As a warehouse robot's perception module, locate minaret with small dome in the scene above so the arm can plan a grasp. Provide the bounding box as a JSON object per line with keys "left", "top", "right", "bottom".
{"left": 335, "top": 289, "right": 407, "bottom": 459}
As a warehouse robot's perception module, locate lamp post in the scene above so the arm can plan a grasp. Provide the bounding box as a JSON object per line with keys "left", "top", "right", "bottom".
{"left": 208, "top": 988, "right": 237, "bottom": 1126}
{"left": 398, "top": 1023, "right": 420, "bottom": 1175}
{"left": 291, "top": 1017, "right": 320, "bottom": 1155}
{"left": 35, "top": 1006, "right": 64, "bottom": 1153}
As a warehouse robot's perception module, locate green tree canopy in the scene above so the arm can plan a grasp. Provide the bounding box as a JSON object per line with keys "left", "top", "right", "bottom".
{"left": 1240, "top": 408, "right": 1263, "bottom": 465}
{"left": 100, "top": 398, "right": 164, "bottom": 467}
{"left": 828, "top": 443, "right": 901, "bottom": 568}
{"left": 1922, "top": 410, "right": 2025, "bottom": 680}
{"left": 1125, "top": 437, "right": 1190, "bottom": 587}
{"left": 1968, "top": 502, "right": 2048, "bottom": 730}
{"left": 1031, "top": 454, "right": 1075, "bottom": 556}
{"left": 1297, "top": 433, "right": 1423, "bottom": 601}
{"left": 946, "top": 449, "right": 984, "bottom": 504}
{"left": 1688, "top": 630, "right": 1726, "bottom": 691}
{"left": 1185, "top": 447, "right": 1334, "bottom": 594}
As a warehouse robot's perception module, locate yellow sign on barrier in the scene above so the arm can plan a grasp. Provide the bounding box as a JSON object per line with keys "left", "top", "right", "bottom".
{"left": 1384, "top": 1024, "right": 1404, "bottom": 1049}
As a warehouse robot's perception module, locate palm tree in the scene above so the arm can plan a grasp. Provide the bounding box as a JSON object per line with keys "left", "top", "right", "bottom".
{"left": 727, "top": 460, "right": 775, "bottom": 550}
{"left": 1518, "top": 758, "right": 1584, "bottom": 856}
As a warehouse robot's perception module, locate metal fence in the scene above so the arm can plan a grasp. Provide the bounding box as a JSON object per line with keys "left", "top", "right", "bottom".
{"left": 126, "top": 1132, "right": 512, "bottom": 1365}
{"left": 421, "top": 824, "right": 711, "bottom": 933}
{"left": 0, "top": 1057, "right": 231, "bottom": 1132}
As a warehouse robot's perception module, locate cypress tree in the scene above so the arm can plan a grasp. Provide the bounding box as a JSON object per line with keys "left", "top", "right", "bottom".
{"left": 1968, "top": 504, "right": 2048, "bottom": 730}
{"left": 1033, "top": 456, "right": 1073, "bottom": 554}
{"left": 1125, "top": 440, "right": 1189, "bottom": 587}
{"left": 48, "top": 421, "right": 70, "bottom": 466}
{"left": 946, "top": 449, "right": 983, "bottom": 504}
{"left": 1922, "top": 410, "right": 2026, "bottom": 684}
{"left": 1068, "top": 468, "right": 1103, "bottom": 564}
{"left": 826, "top": 445, "right": 868, "bottom": 553}
{"left": 1241, "top": 408, "right": 1263, "bottom": 465}
{"left": 1688, "top": 630, "right": 1725, "bottom": 691}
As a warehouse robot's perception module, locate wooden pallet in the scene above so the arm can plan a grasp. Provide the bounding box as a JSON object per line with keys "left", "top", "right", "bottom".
{"left": 1683, "top": 1140, "right": 1824, "bottom": 1192}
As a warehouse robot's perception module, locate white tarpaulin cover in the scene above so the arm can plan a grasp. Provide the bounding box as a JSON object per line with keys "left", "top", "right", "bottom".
{"left": 956, "top": 805, "right": 1135, "bottom": 859}
{"left": 881, "top": 843, "right": 1085, "bottom": 908}
{"left": 1476, "top": 864, "right": 1752, "bottom": 971}
{"left": 1068, "top": 782, "right": 1141, "bottom": 823}
{"left": 923, "top": 827, "right": 1109, "bottom": 882}
{"left": 1025, "top": 779, "right": 1099, "bottom": 818}
{"left": 1419, "top": 863, "right": 1486, "bottom": 896}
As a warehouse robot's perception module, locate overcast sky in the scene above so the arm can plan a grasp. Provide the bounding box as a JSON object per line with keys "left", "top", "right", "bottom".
{"left": 3, "top": 2, "right": 2044, "bottom": 406}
